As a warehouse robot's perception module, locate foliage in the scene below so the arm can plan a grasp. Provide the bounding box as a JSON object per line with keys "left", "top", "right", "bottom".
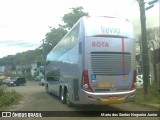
{"left": 44, "top": 6, "right": 89, "bottom": 54}
{"left": 0, "top": 86, "right": 21, "bottom": 107}
{"left": 0, "top": 55, "right": 14, "bottom": 66}
{"left": 0, "top": 6, "right": 88, "bottom": 66}
{"left": 136, "top": 27, "right": 159, "bottom": 84}
{"left": 0, "top": 86, "right": 6, "bottom": 97}
{"left": 147, "top": 27, "right": 160, "bottom": 50}
{"left": 4, "top": 72, "right": 16, "bottom": 78}
{"left": 0, "top": 48, "right": 43, "bottom": 66}
{"left": 44, "top": 26, "right": 67, "bottom": 55}
{"left": 24, "top": 72, "right": 33, "bottom": 80}
{"left": 62, "top": 7, "right": 89, "bottom": 29}
{"left": 135, "top": 83, "right": 160, "bottom": 105}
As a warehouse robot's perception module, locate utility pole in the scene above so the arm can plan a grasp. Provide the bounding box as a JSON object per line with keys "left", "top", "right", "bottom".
{"left": 40, "top": 39, "right": 46, "bottom": 64}
{"left": 138, "top": 0, "right": 159, "bottom": 100}
{"left": 41, "top": 39, "right": 46, "bottom": 77}
{"left": 139, "top": 0, "right": 150, "bottom": 100}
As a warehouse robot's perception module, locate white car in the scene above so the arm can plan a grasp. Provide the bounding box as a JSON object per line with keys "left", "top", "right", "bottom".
{"left": 136, "top": 75, "right": 151, "bottom": 88}
{"left": 2, "top": 77, "right": 12, "bottom": 84}
{"left": 39, "top": 78, "right": 45, "bottom": 86}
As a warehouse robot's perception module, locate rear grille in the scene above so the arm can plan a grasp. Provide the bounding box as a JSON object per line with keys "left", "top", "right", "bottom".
{"left": 91, "top": 52, "right": 131, "bottom": 75}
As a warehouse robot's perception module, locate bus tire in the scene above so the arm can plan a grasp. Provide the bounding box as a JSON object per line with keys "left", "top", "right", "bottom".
{"left": 66, "top": 91, "right": 72, "bottom": 107}
{"left": 61, "top": 89, "right": 66, "bottom": 104}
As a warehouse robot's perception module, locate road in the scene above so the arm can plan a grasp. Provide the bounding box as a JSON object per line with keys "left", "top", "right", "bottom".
{"left": 0, "top": 81, "right": 159, "bottom": 120}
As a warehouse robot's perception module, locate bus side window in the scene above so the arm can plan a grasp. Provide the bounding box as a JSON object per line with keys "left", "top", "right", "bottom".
{"left": 54, "top": 68, "right": 60, "bottom": 77}
{"left": 79, "top": 42, "right": 82, "bottom": 54}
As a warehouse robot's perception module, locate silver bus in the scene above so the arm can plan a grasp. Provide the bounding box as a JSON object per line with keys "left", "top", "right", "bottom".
{"left": 45, "top": 16, "right": 136, "bottom": 106}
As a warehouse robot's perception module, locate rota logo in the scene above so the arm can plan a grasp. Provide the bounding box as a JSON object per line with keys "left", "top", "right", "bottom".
{"left": 92, "top": 42, "right": 109, "bottom": 47}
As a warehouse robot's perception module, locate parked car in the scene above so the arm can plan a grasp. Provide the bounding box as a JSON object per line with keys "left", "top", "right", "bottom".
{"left": 39, "top": 78, "right": 45, "bottom": 86}
{"left": 2, "top": 77, "right": 12, "bottom": 84}
{"left": 6, "top": 77, "right": 26, "bottom": 87}
{"left": 136, "top": 75, "right": 151, "bottom": 88}
{"left": 6, "top": 79, "right": 16, "bottom": 87}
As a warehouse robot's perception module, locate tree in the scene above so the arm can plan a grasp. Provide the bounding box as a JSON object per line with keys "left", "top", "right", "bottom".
{"left": 44, "top": 26, "right": 67, "bottom": 55}
{"left": 62, "top": 7, "right": 89, "bottom": 29}
{"left": 147, "top": 27, "right": 160, "bottom": 84}
{"left": 44, "top": 6, "right": 89, "bottom": 54}
{"left": 0, "top": 7, "right": 89, "bottom": 66}
{"left": 136, "top": 27, "right": 160, "bottom": 84}
{"left": 45, "top": 26, "right": 67, "bottom": 47}
{"left": 147, "top": 27, "right": 160, "bottom": 50}
{"left": 0, "top": 49, "right": 43, "bottom": 66}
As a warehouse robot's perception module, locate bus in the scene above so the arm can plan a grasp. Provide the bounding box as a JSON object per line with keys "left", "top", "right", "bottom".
{"left": 45, "top": 16, "right": 136, "bottom": 106}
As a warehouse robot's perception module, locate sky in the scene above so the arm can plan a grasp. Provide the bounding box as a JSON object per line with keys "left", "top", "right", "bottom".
{"left": 0, "top": 0, "right": 159, "bottom": 58}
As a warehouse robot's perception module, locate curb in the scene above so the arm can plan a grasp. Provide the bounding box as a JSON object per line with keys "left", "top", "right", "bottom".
{"left": 136, "top": 102, "right": 160, "bottom": 110}
{"left": 144, "top": 104, "right": 160, "bottom": 110}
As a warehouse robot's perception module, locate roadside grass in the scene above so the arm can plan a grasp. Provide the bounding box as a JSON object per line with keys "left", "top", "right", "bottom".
{"left": 135, "top": 83, "right": 160, "bottom": 106}
{"left": 0, "top": 85, "right": 21, "bottom": 107}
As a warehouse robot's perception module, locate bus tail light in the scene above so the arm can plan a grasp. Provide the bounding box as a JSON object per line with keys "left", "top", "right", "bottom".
{"left": 131, "top": 70, "right": 136, "bottom": 90}
{"left": 82, "top": 70, "right": 93, "bottom": 92}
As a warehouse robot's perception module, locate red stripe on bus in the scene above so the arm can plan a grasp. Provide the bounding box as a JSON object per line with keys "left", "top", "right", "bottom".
{"left": 122, "top": 38, "right": 125, "bottom": 77}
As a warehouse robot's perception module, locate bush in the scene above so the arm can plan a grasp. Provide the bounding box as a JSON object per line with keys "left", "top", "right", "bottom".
{"left": 150, "top": 82, "right": 160, "bottom": 96}
{"left": 135, "top": 83, "right": 160, "bottom": 104}
{"left": 0, "top": 86, "right": 21, "bottom": 107}
{"left": 0, "top": 86, "right": 6, "bottom": 97}
{"left": 4, "top": 72, "right": 16, "bottom": 78}
{"left": 24, "top": 72, "right": 33, "bottom": 80}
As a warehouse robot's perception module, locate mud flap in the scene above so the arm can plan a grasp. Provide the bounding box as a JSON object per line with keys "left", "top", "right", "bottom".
{"left": 73, "top": 79, "right": 79, "bottom": 101}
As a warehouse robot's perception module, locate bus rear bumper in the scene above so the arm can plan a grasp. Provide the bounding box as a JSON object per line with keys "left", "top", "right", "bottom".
{"left": 80, "top": 89, "right": 136, "bottom": 105}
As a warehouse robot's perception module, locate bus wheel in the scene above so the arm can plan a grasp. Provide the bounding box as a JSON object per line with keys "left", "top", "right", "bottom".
{"left": 61, "top": 90, "right": 66, "bottom": 104}
{"left": 66, "top": 91, "right": 72, "bottom": 107}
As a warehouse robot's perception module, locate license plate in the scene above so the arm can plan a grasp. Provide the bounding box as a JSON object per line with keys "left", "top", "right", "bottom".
{"left": 108, "top": 96, "right": 118, "bottom": 100}
{"left": 99, "top": 83, "right": 110, "bottom": 88}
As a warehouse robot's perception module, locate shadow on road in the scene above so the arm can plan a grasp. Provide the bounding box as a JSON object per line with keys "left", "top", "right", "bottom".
{"left": 72, "top": 104, "right": 122, "bottom": 111}
{"left": 48, "top": 92, "right": 122, "bottom": 112}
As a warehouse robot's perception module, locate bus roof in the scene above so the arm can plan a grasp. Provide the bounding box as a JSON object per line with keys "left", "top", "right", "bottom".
{"left": 46, "top": 16, "right": 134, "bottom": 61}
{"left": 80, "top": 16, "right": 134, "bottom": 38}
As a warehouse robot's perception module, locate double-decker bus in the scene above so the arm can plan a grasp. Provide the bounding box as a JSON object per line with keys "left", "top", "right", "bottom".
{"left": 45, "top": 16, "right": 136, "bottom": 106}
